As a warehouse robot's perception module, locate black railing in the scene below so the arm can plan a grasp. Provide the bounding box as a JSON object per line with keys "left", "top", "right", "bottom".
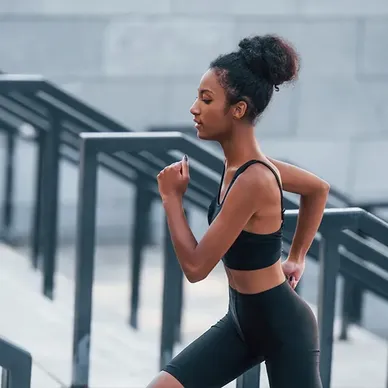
{"left": 71, "top": 131, "right": 222, "bottom": 387}
{"left": 284, "top": 208, "right": 388, "bottom": 388}
{"left": 1, "top": 72, "right": 385, "bottom": 340}
{"left": 147, "top": 126, "right": 387, "bottom": 338}
{"left": 1, "top": 75, "right": 388, "bottom": 387}
{"left": 0, "top": 75, "right": 222, "bottom": 329}
{"left": 72, "top": 131, "right": 388, "bottom": 388}
{"left": 0, "top": 124, "right": 16, "bottom": 244}
{"left": 0, "top": 336, "right": 32, "bottom": 388}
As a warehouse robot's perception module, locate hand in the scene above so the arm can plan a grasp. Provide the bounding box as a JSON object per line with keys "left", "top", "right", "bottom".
{"left": 157, "top": 155, "right": 190, "bottom": 201}
{"left": 282, "top": 257, "right": 305, "bottom": 289}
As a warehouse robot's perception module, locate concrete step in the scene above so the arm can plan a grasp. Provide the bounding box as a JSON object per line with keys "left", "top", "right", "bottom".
{"left": 0, "top": 244, "right": 160, "bottom": 387}
{"left": 2, "top": 243, "right": 388, "bottom": 387}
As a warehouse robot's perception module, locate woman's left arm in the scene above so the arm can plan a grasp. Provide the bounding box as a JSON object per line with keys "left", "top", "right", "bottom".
{"left": 267, "top": 157, "right": 330, "bottom": 262}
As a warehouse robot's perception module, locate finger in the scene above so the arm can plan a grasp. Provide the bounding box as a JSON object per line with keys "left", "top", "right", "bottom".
{"left": 166, "top": 162, "right": 179, "bottom": 173}
{"left": 287, "top": 275, "right": 296, "bottom": 288}
{"left": 181, "top": 154, "right": 190, "bottom": 178}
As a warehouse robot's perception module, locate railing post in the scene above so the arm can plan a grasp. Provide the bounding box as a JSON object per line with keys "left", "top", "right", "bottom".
{"left": 317, "top": 231, "right": 341, "bottom": 388}
{"left": 5, "top": 359, "right": 32, "bottom": 388}
{"left": 30, "top": 130, "right": 46, "bottom": 269}
{"left": 1, "top": 369, "right": 10, "bottom": 388}
{"left": 350, "top": 285, "right": 363, "bottom": 323}
{"left": 0, "top": 337, "right": 32, "bottom": 388}
{"left": 386, "top": 351, "right": 388, "bottom": 388}
{"left": 173, "top": 207, "right": 188, "bottom": 345}
{"left": 41, "top": 110, "right": 61, "bottom": 299}
{"left": 71, "top": 142, "right": 98, "bottom": 388}
{"left": 0, "top": 127, "right": 16, "bottom": 244}
{"left": 129, "top": 176, "right": 153, "bottom": 329}
{"left": 159, "top": 208, "right": 187, "bottom": 370}
{"left": 236, "top": 364, "right": 260, "bottom": 388}
{"left": 348, "top": 229, "right": 366, "bottom": 326}
{"left": 339, "top": 278, "right": 354, "bottom": 341}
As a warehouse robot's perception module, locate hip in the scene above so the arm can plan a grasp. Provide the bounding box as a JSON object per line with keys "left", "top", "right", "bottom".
{"left": 228, "top": 280, "right": 320, "bottom": 354}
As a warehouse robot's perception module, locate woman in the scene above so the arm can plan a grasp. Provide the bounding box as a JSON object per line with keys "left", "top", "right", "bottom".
{"left": 148, "top": 34, "right": 329, "bottom": 387}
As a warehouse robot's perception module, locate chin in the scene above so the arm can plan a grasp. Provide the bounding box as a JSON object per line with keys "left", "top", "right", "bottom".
{"left": 196, "top": 129, "right": 205, "bottom": 139}
{"left": 197, "top": 131, "right": 206, "bottom": 139}
{"left": 197, "top": 129, "right": 214, "bottom": 141}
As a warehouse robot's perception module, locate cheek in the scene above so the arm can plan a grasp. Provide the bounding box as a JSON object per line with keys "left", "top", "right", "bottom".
{"left": 213, "top": 109, "right": 230, "bottom": 130}
{"left": 207, "top": 104, "right": 227, "bottom": 123}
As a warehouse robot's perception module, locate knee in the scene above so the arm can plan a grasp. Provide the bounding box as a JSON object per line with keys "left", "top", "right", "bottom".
{"left": 146, "top": 371, "right": 183, "bottom": 388}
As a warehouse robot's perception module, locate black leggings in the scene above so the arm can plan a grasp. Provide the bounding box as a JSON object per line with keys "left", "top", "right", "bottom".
{"left": 163, "top": 280, "right": 322, "bottom": 388}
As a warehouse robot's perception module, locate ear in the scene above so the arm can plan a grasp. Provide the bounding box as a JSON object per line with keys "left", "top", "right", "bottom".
{"left": 232, "top": 100, "right": 248, "bottom": 120}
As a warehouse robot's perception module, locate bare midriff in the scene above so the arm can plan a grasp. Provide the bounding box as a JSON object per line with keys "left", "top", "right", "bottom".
{"left": 225, "top": 258, "right": 286, "bottom": 294}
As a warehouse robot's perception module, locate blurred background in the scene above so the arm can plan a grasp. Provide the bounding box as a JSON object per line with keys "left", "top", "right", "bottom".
{"left": 2, "top": 0, "right": 388, "bottom": 243}
{"left": 0, "top": 1, "right": 387, "bottom": 387}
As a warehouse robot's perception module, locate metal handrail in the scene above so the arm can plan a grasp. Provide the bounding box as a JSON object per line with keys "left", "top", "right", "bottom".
{"left": 0, "top": 336, "right": 32, "bottom": 388}
{"left": 0, "top": 75, "right": 221, "bottom": 303}
{"left": 72, "top": 131, "right": 388, "bottom": 388}
{"left": 1, "top": 75, "right": 388, "bottom": 387}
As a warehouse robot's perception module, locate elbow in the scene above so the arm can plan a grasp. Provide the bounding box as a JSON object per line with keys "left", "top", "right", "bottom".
{"left": 322, "top": 179, "right": 330, "bottom": 191}
{"left": 319, "top": 180, "right": 330, "bottom": 197}
{"left": 320, "top": 180, "right": 331, "bottom": 195}
{"left": 185, "top": 268, "right": 207, "bottom": 284}
{"left": 306, "top": 180, "right": 330, "bottom": 197}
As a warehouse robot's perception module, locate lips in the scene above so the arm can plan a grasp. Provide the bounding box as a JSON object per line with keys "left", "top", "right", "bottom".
{"left": 193, "top": 118, "right": 202, "bottom": 128}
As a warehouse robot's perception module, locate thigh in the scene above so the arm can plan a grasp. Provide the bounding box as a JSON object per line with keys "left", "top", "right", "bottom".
{"left": 162, "top": 313, "right": 260, "bottom": 388}
{"left": 261, "top": 283, "right": 322, "bottom": 387}
{"left": 266, "top": 349, "right": 322, "bottom": 388}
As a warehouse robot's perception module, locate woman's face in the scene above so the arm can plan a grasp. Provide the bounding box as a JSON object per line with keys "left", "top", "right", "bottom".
{"left": 190, "top": 69, "right": 235, "bottom": 141}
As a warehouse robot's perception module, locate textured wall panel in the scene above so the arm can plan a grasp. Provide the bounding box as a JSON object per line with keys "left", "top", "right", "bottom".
{"left": 60, "top": 77, "right": 168, "bottom": 131}
{"left": 359, "top": 20, "right": 388, "bottom": 76}
{"left": 103, "top": 17, "right": 235, "bottom": 76}
{"left": 0, "top": 20, "right": 106, "bottom": 76}
{"left": 0, "top": 0, "right": 171, "bottom": 14}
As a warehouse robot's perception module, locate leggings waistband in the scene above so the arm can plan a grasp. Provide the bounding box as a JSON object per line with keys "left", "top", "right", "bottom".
{"left": 228, "top": 279, "right": 290, "bottom": 302}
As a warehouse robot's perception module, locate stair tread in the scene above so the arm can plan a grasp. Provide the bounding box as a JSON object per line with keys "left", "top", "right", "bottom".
{"left": 1, "top": 243, "right": 387, "bottom": 387}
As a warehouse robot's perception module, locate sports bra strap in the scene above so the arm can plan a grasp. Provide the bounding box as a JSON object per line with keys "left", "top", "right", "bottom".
{"left": 217, "top": 159, "right": 285, "bottom": 222}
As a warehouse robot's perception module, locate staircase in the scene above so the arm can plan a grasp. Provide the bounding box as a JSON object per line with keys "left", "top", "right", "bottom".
{"left": 2, "top": 242, "right": 387, "bottom": 388}
{"left": 0, "top": 74, "right": 387, "bottom": 388}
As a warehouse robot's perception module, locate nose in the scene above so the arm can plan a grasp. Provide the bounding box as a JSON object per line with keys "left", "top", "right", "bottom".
{"left": 190, "top": 98, "right": 200, "bottom": 116}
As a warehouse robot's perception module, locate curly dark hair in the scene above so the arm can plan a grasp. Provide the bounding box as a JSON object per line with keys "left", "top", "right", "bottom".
{"left": 210, "top": 34, "right": 300, "bottom": 123}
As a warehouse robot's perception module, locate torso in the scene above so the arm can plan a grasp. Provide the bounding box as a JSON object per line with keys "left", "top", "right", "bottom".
{"left": 224, "top": 263, "right": 285, "bottom": 294}
{"left": 207, "top": 159, "right": 287, "bottom": 294}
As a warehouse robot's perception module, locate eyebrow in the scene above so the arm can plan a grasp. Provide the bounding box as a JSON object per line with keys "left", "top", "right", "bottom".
{"left": 199, "top": 88, "right": 214, "bottom": 95}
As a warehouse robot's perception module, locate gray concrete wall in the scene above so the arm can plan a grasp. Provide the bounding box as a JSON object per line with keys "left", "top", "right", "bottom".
{"left": 0, "top": 0, "right": 387, "bottom": 243}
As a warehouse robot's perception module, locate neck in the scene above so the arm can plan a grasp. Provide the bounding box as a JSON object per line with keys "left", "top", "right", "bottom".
{"left": 219, "top": 125, "right": 264, "bottom": 168}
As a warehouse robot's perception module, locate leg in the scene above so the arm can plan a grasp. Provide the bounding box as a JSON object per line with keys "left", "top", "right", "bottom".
{"left": 147, "top": 313, "right": 261, "bottom": 388}
{"left": 266, "top": 349, "right": 322, "bottom": 388}
{"left": 147, "top": 371, "right": 183, "bottom": 388}
{"left": 263, "top": 284, "right": 323, "bottom": 388}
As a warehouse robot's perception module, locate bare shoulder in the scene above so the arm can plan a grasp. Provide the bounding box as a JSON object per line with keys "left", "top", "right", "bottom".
{"left": 247, "top": 162, "right": 282, "bottom": 199}
{"left": 224, "top": 162, "right": 281, "bottom": 209}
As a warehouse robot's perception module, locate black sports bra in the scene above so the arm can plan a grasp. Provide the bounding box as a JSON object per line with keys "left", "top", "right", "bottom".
{"left": 207, "top": 159, "right": 285, "bottom": 271}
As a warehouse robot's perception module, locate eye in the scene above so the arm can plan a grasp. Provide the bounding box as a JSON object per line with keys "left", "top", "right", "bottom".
{"left": 202, "top": 99, "right": 212, "bottom": 104}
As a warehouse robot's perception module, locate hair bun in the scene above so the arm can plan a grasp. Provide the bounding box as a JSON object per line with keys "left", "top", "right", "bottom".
{"left": 238, "top": 34, "right": 299, "bottom": 87}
